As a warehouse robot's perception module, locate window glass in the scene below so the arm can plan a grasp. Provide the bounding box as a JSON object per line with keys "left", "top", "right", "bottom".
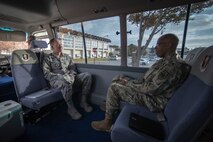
{"left": 58, "top": 23, "right": 83, "bottom": 60}
{"left": 0, "top": 41, "right": 27, "bottom": 55}
{"left": 185, "top": 1, "right": 213, "bottom": 58}
{"left": 0, "top": 29, "right": 27, "bottom": 55}
{"left": 127, "top": 5, "right": 188, "bottom": 67}
{"left": 58, "top": 16, "right": 120, "bottom": 64}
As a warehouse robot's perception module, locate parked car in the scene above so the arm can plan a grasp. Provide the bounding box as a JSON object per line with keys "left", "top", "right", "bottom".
{"left": 109, "top": 55, "right": 120, "bottom": 60}
{"left": 140, "top": 58, "right": 150, "bottom": 65}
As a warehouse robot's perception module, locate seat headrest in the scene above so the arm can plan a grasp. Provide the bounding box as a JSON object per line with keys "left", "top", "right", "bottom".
{"left": 30, "top": 40, "right": 48, "bottom": 49}
{"left": 191, "top": 46, "right": 213, "bottom": 86}
{"left": 11, "top": 49, "right": 39, "bottom": 65}
{"left": 185, "top": 47, "right": 206, "bottom": 65}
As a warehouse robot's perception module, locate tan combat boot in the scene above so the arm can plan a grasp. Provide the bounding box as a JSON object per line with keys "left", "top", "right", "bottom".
{"left": 91, "top": 118, "right": 112, "bottom": 132}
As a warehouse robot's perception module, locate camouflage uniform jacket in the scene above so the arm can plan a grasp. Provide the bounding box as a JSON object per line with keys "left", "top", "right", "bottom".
{"left": 42, "top": 53, "right": 77, "bottom": 86}
{"left": 128, "top": 53, "right": 190, "bottom": 112}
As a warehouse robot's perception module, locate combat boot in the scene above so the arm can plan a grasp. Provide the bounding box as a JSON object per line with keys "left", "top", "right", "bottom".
{"left": 91, "top": 118, "right": 112, "bottom": 132}
{"left": 80, "top": 95, "right": 93, "bottom": 112}
{"left": 67, "top": 102, "right": 82, "bottom": 120}
{"left": 67, "top": 107, "right": 82, "bottom": 120}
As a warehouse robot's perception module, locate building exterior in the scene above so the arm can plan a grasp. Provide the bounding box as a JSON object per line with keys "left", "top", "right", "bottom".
{"left": 0, "top": 41, "right": 27, "bottom": 54}
{"left": 0, "top": 28, "right": 112, "bottom": 58}
{"left": 58, "top": 28, "right": 111, "bottom": 59}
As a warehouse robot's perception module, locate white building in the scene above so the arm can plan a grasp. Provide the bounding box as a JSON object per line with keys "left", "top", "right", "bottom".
{"left": 58, "top": 28, "right": 111, "bottom": 59}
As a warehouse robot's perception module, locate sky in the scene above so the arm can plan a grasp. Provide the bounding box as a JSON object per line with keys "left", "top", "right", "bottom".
{"left": 64, "top": 5, "right": 213, "bottom": 50}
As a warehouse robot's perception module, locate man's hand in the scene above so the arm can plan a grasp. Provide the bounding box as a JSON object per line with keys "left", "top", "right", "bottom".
{"left": 118, "top": 77, "right": 128, "bottom": 85}
{"left": 63, "top": 73, "right": 75, "bottom": 84}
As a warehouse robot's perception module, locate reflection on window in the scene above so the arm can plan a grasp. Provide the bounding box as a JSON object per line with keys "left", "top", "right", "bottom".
{"left": 57, "top": 16, "right": 120, "bottom": 65}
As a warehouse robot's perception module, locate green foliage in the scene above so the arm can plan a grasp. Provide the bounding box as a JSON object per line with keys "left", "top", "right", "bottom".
{"left": 109, "top": 52, "right": 113, "bottom": 56}
{"left": 128, "top": 1, "right": 213, "bottom": 31}
{"left": 127, "top": 44, "right": 137, "bottom": 56}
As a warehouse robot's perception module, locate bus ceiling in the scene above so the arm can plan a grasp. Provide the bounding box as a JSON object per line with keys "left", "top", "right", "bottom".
{"left": 55, "top": 0, "right": 206, "bottom": 25}
{"left": 0, "top": 0, "right": 207, "bottom": 31}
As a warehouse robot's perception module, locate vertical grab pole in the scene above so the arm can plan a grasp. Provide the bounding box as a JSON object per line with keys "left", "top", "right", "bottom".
{"left": 181, "top": 4, "right": 191, "bottom": 59}
{"left": 81, "top": 22, "right": 88, "bottom": 64}
{"left": 120, "top": 14, "right": 127, "bottom": 66}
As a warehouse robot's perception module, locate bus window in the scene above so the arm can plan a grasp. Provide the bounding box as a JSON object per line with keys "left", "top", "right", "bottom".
{"left": 57, "top": 16, "right": 120, "bottom": 65}
{"left": 0, "top": 29, "right": 27, "bottom": 55}
{"left": 0, "top": 40, "right": 27, "bottom": 55}
{"left": 58, "top": 23, "right": 83, "bottom": 61}
{"left": 127, "top": 1, "right": 213, "bottom": 68}
{"left": 127, "top": 5, "right": 187, "bottom": 68}
{"left": 185, "top": 1, "right": 213, "bottom": 58}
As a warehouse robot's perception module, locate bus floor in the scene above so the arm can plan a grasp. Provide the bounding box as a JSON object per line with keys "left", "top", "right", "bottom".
{"left": 13, "top": 102, "right": 112, "bottom": 142}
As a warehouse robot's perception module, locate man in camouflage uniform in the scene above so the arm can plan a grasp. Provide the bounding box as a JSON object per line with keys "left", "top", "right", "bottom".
{"left": 42, "top": 38, "right": 93, "bottom": 120}
{"left": 26, "top": 35, "right": 36, "bottom": 48}
{"left": 91, "top": 33, "right": 190, "bottom": 131}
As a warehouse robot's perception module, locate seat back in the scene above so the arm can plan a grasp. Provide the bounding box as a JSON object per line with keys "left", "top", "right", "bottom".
{"left": 11, "top": 49, "right": 48, "bottom": 100}
{"left": 30, "top": 40, "right": 48, "bottom": 61}
{"left": 164, "top": 46, "right": 213, "bottom": 142}
{"left": 185, "top": 47, "right": 206, "bottom": 65}
{"left": 29, "top": 40, "right": 48, "bottom": 51}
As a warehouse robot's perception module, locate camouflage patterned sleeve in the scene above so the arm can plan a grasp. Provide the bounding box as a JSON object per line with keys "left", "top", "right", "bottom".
{"left": 42, "top": 55, "right": 60, "bottom": 81}
{"left": 141, "top": 64, "right": 179, "bottom": 96}
{"left": 67, "top": 56, "right": 77, "bottom": 73}
{"left": 130, "top": 78, "right": 143, "bottom": 84}
{"left": 126, "top": 79, "right": 144, "bottom": 91}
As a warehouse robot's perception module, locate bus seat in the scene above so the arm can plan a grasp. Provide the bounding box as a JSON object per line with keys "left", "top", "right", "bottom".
{"left": 30, "top": 40, "right": 48, "bottom": 61}
{"left": 30, "top": 40, "right": 48, "bottom": 50}
{"left": 185, "top": 47, "right": 206, "bottom": 65}
{"left": 11, "top": 49, "right": 63, "bottom": 110}
{"left": 111, "top": 46, "right": 213, "bottom": 142}
{"left": 0, "top": 75, "right": 17, "bottom": 102}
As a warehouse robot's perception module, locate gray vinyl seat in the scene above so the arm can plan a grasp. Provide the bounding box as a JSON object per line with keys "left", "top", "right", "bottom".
{"left": 30, "top": 40, "right": 48, "bottom": 51}
{"left": 29, "top": 40, "right": 49, "bottom": 62}
{"left": 185, "top": 47, "right": 206, "bottom": 65}
{"left": 111, "top": 46, "right": 213, "bottom": 142}
{"left": 11, "top": 49, "right": 63, "bottom": 110}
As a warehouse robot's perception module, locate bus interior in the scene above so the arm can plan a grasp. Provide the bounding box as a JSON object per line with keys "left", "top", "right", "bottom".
{"left": 0, "top": 0, "right": 213, "bottom": 142}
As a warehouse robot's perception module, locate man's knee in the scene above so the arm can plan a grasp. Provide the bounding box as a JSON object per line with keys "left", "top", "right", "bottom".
{"left": 84, "top": 72, "right": 92, "bottom": 80}
{"left": 51, "top": 79, "right": 68, "bottom": 88}
{"left": 82, "top": 73, "right": 92, "bottom": 86}
{"left": 108, "top": 83, "right": 120, "bottom": 97}
{"left": 110, "top": 82, "right": 120, "bottom": 90}
{"left": 78, "top": 72, "right": 92, "bottom": 81}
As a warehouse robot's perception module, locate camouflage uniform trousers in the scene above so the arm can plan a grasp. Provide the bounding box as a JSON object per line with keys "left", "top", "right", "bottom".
{"left": 50, "top": 72, "right": 92, "bottom": 106}
{"left": 105, "top": 82, "right": 146, "bottom": 119}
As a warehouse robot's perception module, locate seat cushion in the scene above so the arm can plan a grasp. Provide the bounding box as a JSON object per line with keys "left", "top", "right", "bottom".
{"left": 20, "top": 88, "right": 63, "bottom": 110}
{"left": 111, "top": 104, "right": 167, "bottom": 142}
